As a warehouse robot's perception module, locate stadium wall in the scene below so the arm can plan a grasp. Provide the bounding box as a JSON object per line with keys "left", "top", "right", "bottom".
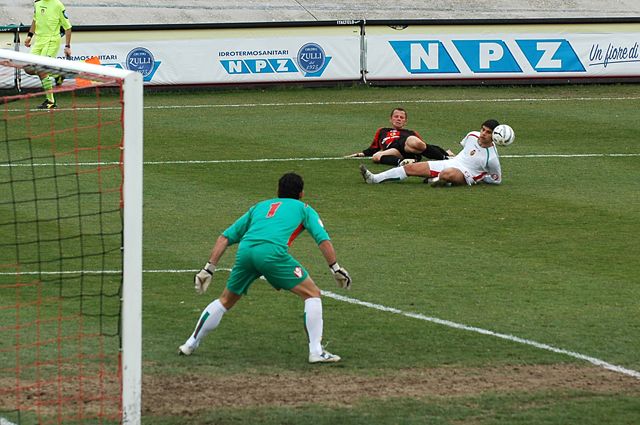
{"left": 2, "top": 18, "right": 640, "bottom": 88}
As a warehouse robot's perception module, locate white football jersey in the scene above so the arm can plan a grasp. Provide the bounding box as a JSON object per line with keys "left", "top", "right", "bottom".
{"left": 429, "top": 131, "right": 501, "bottom": 184}
{"left": 453, "top": 131, "right": 501, "bottom": 183}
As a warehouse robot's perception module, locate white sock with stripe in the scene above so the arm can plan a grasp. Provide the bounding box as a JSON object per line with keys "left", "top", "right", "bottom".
{"left": 185, "top": 298, "right": 227, "bottom": 349}
{"left": 304, "top": 297, "right": 323, "bottom": 355}
{"left": 372, "top": 166, "right": 407, "bottom": 183}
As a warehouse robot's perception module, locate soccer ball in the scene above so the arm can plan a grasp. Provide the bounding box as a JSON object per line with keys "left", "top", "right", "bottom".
{"left": 492, "top": 124, "right": 515, "bottom": 146}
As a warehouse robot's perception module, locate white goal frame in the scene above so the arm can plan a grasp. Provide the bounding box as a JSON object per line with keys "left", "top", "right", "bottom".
{"left": 0, "top": 49, "right": 143, "bottom": 425}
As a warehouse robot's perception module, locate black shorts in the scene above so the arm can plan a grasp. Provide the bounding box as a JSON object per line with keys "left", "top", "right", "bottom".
{"left": 387, "top": 138, "right": 407, "bottom": 153}
{"left": 387, "top": 139, "right": 419, "bottom": 159}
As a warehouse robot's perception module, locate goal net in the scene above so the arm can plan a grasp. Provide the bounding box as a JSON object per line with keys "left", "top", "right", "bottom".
{"left": 0, "top": 50, "right": 142, "bottom": 424}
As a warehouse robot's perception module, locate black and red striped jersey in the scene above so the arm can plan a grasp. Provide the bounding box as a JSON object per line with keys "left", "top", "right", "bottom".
{"left": 361, "top": 127, "right": 423, "bottom": 157}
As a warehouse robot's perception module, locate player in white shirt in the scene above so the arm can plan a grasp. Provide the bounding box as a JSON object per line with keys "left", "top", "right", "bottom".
{"left": 359, "top": 119, "right": 502, "bottom": 187}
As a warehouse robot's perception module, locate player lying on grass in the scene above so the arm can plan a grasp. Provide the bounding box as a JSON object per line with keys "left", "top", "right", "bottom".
{"left": 179, "top": 172, "right": 352, "bottom": 363}
{"left": 359, "top": 119, "right": 502, "bottom": 187}
{"left": 345, "top": 107, "right": 454, "bottom": 166}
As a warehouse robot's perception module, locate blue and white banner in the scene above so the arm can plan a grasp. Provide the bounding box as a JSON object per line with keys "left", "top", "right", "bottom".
{"left": 366, "top": 25, "right": 640, "bottom": 80}
{"left": 209, "top": 37, "right": 360, "bottom": 83}
{"left": 16, "top": 26, "right": 362, "bottom": 86}
{"left": 9, "top": 23, "right": 640, "bottom": 87}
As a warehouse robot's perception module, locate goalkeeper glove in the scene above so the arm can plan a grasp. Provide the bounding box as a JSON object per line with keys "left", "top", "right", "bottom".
{"left": 194, "top": 262, "right": 215, "bottom": 294}
{"left": 329, "top": 262, "right": 352, "bottom": 290}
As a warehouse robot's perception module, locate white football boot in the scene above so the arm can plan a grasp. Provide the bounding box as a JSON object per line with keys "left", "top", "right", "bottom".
{"left": 178, "top": 343, "right": 196, "bottom": 356}
{"left": 308, "top": 350, "right": 341, "bottom": 364}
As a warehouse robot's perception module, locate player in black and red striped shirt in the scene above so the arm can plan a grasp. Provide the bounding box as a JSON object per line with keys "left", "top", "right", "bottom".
{"left": 345, "top": 108, "right": 453, "bottom": 166}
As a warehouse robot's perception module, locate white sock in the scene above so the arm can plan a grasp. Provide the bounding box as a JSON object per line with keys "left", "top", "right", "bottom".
{"left": 372, "top": 166, "right": 407, "bottom": 183}
{"left": 185, "top": 299, "right": 227, "bottom": 348}
{"left": 304, "top": 297, "right": 323, "bottom": 355}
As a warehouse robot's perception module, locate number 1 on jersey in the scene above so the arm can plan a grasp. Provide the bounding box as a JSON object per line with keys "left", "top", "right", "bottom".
{"left": 266, "top": 202, "right": 282, "bottom": 218}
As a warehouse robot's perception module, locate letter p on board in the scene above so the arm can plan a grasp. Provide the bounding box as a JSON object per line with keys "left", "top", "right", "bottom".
{"left": 480, "top": 42, "right": 504, "bottom": 69}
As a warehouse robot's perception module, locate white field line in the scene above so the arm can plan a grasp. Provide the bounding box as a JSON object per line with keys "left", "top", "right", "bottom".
{"left": 5, "top": 267, "right": 638, "bottom": 380}
{"left": 160, "top": 268, "right": 640, "bottom": 380}
{"left": 6, "top": 95, "right": 640, "bottom": 114}
{"left": 171, "top": 268, "right": 640, "bottom": 380}
{"left": 149, "top": 96, "right": 640, "bottom": 109}
{"left": 322, "top": 290, "right": 640, "bottom": 380}
{"left": 0, "top": 152, "right": 639, "bottom": 168}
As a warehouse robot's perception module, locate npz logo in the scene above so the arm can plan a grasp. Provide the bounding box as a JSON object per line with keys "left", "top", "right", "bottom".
{"left": 220, "top": 43, "right": 332, "bottom": 77}
{"left": 125, "top": 47, "right": 161, "bottom": 81}
{"left": 391, "top": 39, "right": 585, "bottom": 74}
{"left": 220, "top": 58, "right": 298, "bottom": 74}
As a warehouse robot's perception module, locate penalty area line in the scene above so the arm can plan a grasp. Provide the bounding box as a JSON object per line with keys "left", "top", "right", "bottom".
{"left": 136, "top": 268, "right": 640, "bottom": 380}
{"left": 3, "top": 270, "right": 638, "bottom": 380}
{"left": 322, "top": 290, "right": 640, "bottom": 380}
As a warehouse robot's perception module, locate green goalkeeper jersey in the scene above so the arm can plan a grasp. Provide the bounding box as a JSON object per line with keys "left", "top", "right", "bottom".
{"left": 222, "top": 198, "right": 330, "bottom": 249}
{"left": 33, "top": 0, "right": 72, "bottom": 40}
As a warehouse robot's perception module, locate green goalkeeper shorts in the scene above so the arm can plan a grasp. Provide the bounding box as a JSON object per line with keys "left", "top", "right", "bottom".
{"left": 226, "top": 242, "right": 308, "bottom": 295}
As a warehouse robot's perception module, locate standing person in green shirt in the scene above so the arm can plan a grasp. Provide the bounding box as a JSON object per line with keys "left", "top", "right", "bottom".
{"left": 24, "top": 0, "right": 72, "bottom": 109}
{"left": 179, "top": 172, "right": 352, "bottom": 363}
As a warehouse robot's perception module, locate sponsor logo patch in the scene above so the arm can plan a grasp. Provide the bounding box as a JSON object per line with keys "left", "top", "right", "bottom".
{"left": 126, "top": 47, "right": 155, "bottom": 78}
{"left": 122, "top": 47, "right": 161, "bottom": 81}
{"left": 297, "top": 43, "right": 326, "bottom": 74}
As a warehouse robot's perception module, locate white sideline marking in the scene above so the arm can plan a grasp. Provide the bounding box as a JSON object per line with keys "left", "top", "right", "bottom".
{"left": 0, "top": 418, "right": 18, "bottom": 425}
{"left": 142, "top": 153, "right": 640, "bottom": 164}
{"left": 3, "top": 267, "right": 639, "bottom": 379}
{"left": 148, "top": 96, "right": 640, "bottom": 110}
{"left": 1, "top": 153, "right": 639, "bottom": 168}
{"left": 5, "top": 95, "right": 640, "bottom": 114}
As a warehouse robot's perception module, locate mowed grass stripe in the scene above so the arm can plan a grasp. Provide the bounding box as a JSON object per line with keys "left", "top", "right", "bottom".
{"left": 2, "top": 152, "right": 639, "bottom": 168}
{"left": 10, "top": 265, "right": 637, "bottom": 380}
{"left": 6, "top": 94, "right": 640, "bottom": 114}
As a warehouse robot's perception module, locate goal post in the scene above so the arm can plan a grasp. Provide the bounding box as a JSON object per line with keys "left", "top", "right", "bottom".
{"left": 0, "top": 49, "right": 143, "bottom": 424}
{"left": 120, "top": 57, "right": 143, "bottom": 425}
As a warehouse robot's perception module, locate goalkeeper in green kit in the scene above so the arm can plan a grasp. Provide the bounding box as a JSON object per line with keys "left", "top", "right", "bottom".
{"left": 179, "top": 173, "right": 352, "bottom": 363}
{"left": 24, "top": 0, "right": 73, "bottom": 109}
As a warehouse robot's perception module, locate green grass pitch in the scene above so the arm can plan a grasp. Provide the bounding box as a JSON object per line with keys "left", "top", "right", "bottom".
{"left": 98, "top": 83, "right": 640, "bottom": 423}
{"left": 3, "top": 70, "right": 640, "bottom": 423}
{"left": 138, "top": 83, "right": 640, "bottom": 424}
